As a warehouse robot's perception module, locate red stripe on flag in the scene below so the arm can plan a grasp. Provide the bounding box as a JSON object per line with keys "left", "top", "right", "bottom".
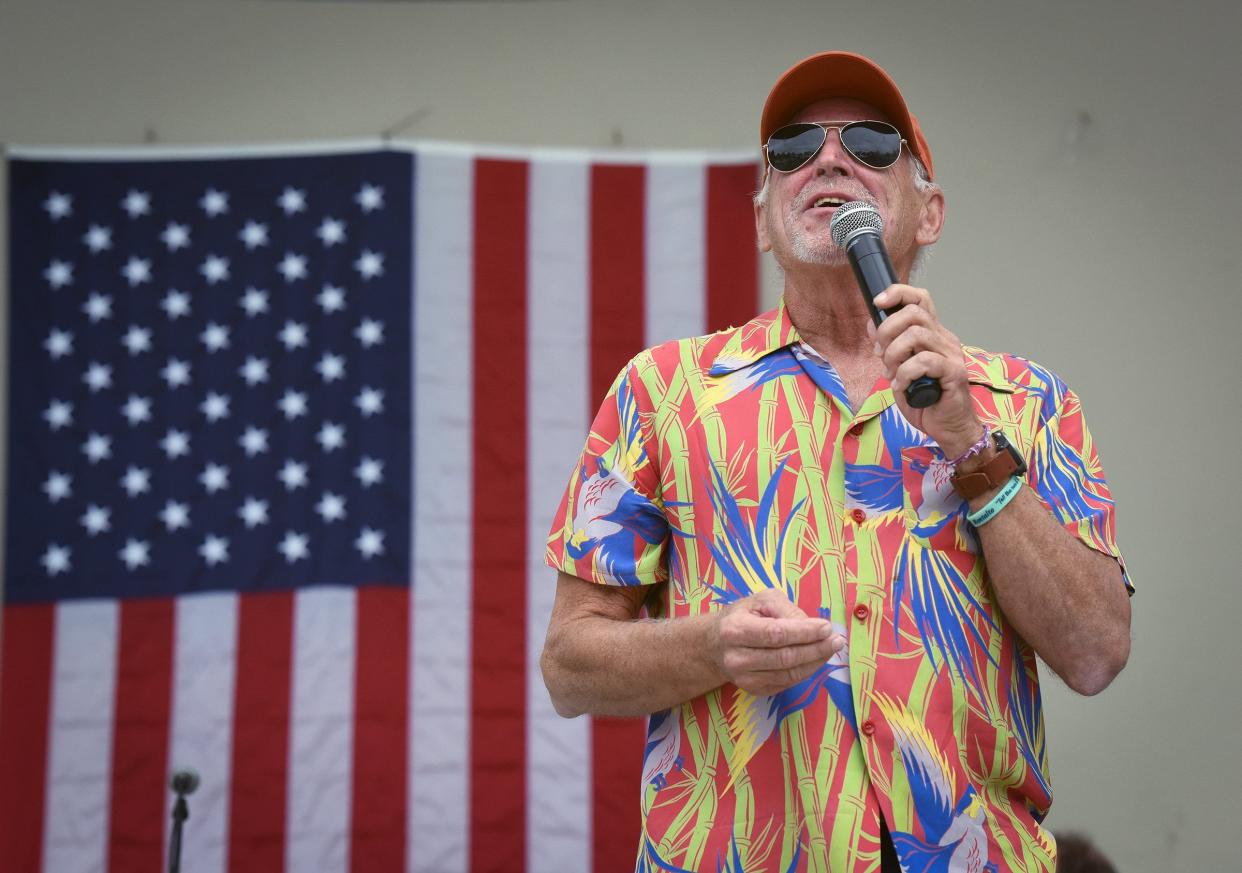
{"left": 471, "top": 157, "right": 529, "bottom": 873}
{"left": 228, "top": 590, "right": 293, "bottom": 873}
{"left": 706, "top": 163, "right": 761, "bottom": 333}
{"left": 107, "top": 597, "right": 175, "bottom": 873}
{"left": 0, "top": 604, "right": 54, "bottom": 873}
{"left": 589, "top": 162, "right": 648, "bottom": 872}
{"left": 350, "top": 585, "right": 410, "bottom": 873}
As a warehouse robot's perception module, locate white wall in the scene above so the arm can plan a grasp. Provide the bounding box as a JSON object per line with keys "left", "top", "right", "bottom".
{"left": 3, "top": 1, "right": 1240, "bottom": 869}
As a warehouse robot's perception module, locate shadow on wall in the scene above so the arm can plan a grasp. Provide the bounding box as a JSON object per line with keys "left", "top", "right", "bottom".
{"left": 1055, "top": 831, "right": 1119, "bottom": 873}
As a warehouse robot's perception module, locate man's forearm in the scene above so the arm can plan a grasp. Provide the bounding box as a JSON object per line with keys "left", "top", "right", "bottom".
{"left": 972, "top": 485, "right": 1131, "bottom": 694}
{"left": 541, "top": 611, "right": 726, "bottom": 718}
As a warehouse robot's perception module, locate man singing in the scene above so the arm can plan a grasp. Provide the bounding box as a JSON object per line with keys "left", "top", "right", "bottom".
{"left": 541, "top": 51, "right": 1132, "bottom": 872}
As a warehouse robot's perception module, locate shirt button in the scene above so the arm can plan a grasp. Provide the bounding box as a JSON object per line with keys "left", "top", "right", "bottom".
{"left": 850, "top": 508, "right": 867, "bottom": 524}
{"left": 862, "top": 720, "right": 876, "bottom": 736}
{"left": 848, "top": 423, "right": 864, "bottom": 438}
{"left": 854, "top": 604, "right": 869, "bottom": 621}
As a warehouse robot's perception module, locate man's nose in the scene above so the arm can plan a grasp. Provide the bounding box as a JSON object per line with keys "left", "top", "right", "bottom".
{"left": 810, "top": 128, "right": 854, "bottom": 175}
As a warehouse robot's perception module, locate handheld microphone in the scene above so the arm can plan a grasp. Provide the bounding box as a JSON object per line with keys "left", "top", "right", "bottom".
{"left": 170, "top": 768, "right": 200, "bottom": 796}
{"left": 829, "top": 201, "right": 942, "bottom": 409}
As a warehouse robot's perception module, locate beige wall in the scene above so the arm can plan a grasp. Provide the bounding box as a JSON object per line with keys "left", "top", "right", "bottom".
{"left": 2, "top": 0, "right": 1240, "bottom": 869}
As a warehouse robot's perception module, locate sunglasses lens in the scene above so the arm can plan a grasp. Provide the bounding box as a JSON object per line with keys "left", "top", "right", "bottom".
{"left": 766, "top": 123, "right": 828, "bottom": 172}
{"left": 840, "top": 121, "right": 903, "bottom": 168}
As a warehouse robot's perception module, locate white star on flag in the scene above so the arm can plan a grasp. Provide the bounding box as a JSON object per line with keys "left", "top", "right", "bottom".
{"left": 239, "top": 497, "right": 270, "bottom": 529}
{"left": 201, "top": 392, "right": 231, "bottom": 423}
{"left": 278, "top": 187, "right": 307, "bottom": 215}
{"left": 199, "top": 535, "right": 230, "bottom": 566}
{"left": 355, "top": 183, "right": 384, "bottom": 212}
{"left": 355, "top": 318, "right": 384, "bottom": 347}
{"left": 80, "top": 505, "right": 111, "bottom": 537}
{"left": 83, "top": 362, "right": 113, "bottom": 393}
{"left": 161, "top": 222, "right": 191, "bottom": 251}
{"left": 82, "top": 433, "right": 112, "bottom": 464}
{"left": 278, "top": 531, "right": 310, "bottom": 563}
{"left": 162, "top": 289, "right": 191, "bottom": 319}
{"left": 200, "top": 188, "right": 230, "bottom": 217}
{"left": 200, "top": 323, "right": 231, "bottom": 353}
{"left": 43, "top": 471, "right": 72, "bottom": 503}
{"left": 239, "top": 221, "right": 269, "bottom": 249}
{"left": 315, "top": 492, "right": 347, "bottom": 523}
{"left": 121, "top": 466, "right": 151, "bottom": 497}
{"left": 278, "top": 321, "right": 309, "bottom": 350}
{"left": 44, "top": 191, "right": 73, "bottom": 220}
{"left": 277, "top": 252, "right": 308, "bottom": 282}
{"left": 44, "top": 260, "right": 73, "bottom": 289}
{"left": 119, "top": 538, "right": 151, "bottom": 570}
{"left": 239, "top": 427, "right": 269, "bottom": 457}
{"left": 278, "top": 390, "right": 308, "bottom": 420}
{"left": 43, "top": 400, "right": 73, "bottom": 431}
{"left": 122, "top": 257, "right": 152, "bottom": 286}
{"left": 278, "top": 460, "right": 309, "bottom": 491}
{"left": 317, "top": 421, "right": 346, "bottom": 452}
{"left": 121, "top": 395, "right": 153, "bottom": 425}
{"left": 240, "top": 357, "right": 270, "bottom": 386}
{"left": 41, "top": 544, "right": 71, "bottom": 576}
{"left": 354, "top": 456, "right": 383, "bottom": 487}
{"left": 317, "top": 284, "right": 346, "bottom": 314}
{"left": 200, "top": 254, "right": 231, "bottom": 284}
{"left": 121, "top": 325, "right": 153, "bottom": 355}
{"left": 316, "top": 217, "right": 346, "bottom": 247}
{"left": 161, "top": 358, "right": 192, "bottom": 389}
{"left": 121, "top": 190, "right": 152, "bottom": 218}
{"left": 354, "top": 387, "right": 384, "bottom": 417}
{"left": 160, "top": 501, "right": 191, "bottom": 532}
{"left": 355, "top": 527, "right": 385, "bottom": 559}
{"left": 199, "top": 463, "right": 230, "bottom": 494}
{"left": 353, "top": 250, "right": 385, "bottom": 280}
{"left": 240, "top": 287, "right": 269, "bottom": 317}
{"left": 160, "top": 429, "right": 191, "bottom": 459}
{"left": 44, "top": 329, "right": 74, "bottom": 359}
{"left": 83, "top": 293, "right": 113, "bottom": 322}
{"left": 83, "top": 224, "right": 112, "bottom": 253}
{"left": 316, "top": 353, "right": 346, "bottom": 383}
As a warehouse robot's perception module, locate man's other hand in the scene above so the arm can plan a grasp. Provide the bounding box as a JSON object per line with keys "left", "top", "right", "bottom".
{"left": 712, "top": 589, "right": 846, "bottom": 697}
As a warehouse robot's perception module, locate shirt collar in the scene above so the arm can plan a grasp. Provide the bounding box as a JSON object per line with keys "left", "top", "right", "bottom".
{"left": 708, "top": 301, "right": 802, "bottom": 377}
{"left": 710, "top": 299, "right": 1016, "bottom": 394}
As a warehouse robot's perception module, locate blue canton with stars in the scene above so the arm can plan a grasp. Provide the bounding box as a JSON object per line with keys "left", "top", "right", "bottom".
{"left": 7, "top": 151, "right": 412, "bottom": 603}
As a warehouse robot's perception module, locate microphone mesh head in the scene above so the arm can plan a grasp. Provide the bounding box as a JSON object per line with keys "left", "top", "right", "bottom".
{"left": 170, "top": 768, "right": 200, "bottom": 795}
{"left": 829, "top": 201, "right": 883, "bottom": 249}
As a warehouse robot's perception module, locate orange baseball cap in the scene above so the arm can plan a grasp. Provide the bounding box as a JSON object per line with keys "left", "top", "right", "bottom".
{"left": 760, "top": 51, "right": 934, "bottom": 180}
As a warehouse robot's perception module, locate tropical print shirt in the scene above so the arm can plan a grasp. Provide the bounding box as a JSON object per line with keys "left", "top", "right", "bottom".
{"left": 545, "top": 302, "right": 1131, "bottom": 873}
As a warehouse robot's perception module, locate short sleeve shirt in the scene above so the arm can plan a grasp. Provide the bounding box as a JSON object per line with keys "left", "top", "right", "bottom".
{"left": 545, "top": 302, "right": 1131, "bottom": 873}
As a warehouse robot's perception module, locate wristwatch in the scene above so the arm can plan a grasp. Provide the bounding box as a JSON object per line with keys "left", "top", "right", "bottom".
{"left": 950, "top": 430, "right": 1027, "bottom": 500}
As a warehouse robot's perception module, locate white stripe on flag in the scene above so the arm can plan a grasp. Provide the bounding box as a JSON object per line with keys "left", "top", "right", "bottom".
{"left": 42, "top": 600, "right": 119, "bottom": 873}
{"left": 410, "top": 150, "right": 474, "bottom": 873}
{"left": 286, "top": 586, "right": 357, "bottom": 873}
{"left": 645, "top": 161, "right": 707, "bottom": 347}
{"left": 166, "top": 591, "right": 240, "bottom": 873}
{"left": 526, "top": 156, "right": 592, "bottom": 871}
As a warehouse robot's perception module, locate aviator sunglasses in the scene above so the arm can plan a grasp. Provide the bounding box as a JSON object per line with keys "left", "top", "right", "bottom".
{"left": 764, "top": 120, "right": 906, "bottom": 173}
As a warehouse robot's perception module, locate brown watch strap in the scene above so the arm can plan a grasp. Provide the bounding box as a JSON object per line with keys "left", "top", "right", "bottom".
{"left": 951, "top": 450, "right": 1022, "bottom": 500}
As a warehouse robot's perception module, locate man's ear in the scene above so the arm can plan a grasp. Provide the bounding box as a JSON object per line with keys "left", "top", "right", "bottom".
{"left": 915, "top": 184, "right": 945, "bottom": 247}
{"left": 754, "top": 195, "right": 773, "bottom": 253}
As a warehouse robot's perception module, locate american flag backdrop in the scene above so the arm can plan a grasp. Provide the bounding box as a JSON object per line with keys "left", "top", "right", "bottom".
{"left": 0, "top": 143, "right": 759, "bottom": 873}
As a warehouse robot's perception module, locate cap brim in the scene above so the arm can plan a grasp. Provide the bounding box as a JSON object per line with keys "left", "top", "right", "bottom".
{"left": 760, "top": 52, "right": 933, "bottom": 179}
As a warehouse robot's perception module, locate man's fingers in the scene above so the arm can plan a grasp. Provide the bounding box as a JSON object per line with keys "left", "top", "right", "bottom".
{"left": 730, "top": 635, "right": 846, "bottom": 673}
{"left": 723, "top": 613, "right": 833, "bottom": 649}
{"left": 747, "top": 588, "right": 805, "bottom": 619}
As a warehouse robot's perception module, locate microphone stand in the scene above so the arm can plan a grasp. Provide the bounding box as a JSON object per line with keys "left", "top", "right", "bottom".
{"left": 168, "top": 786, "right": 190, "bottom": 873}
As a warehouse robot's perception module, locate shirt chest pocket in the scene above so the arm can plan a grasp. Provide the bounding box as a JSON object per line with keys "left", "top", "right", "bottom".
{"left": 900, "top": 445, "right": 976, "bottom": 554}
